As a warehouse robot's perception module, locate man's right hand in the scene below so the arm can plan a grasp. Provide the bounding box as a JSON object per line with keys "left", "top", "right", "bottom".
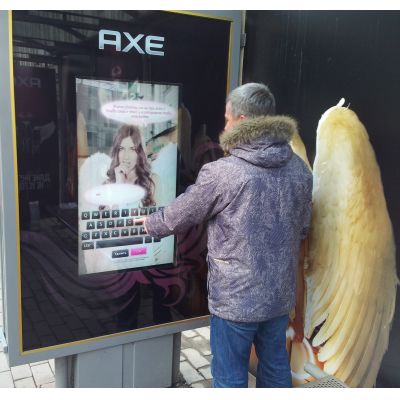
{"left": 135, "top": 217, "right": 148, "bottom": 233}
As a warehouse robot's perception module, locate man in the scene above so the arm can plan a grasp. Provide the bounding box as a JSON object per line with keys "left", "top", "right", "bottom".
{"left": 138, "top": 83, "right": 313, "bottom": 388}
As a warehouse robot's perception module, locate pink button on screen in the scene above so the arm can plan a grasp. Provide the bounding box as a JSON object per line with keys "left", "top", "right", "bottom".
{"left": 131, "top": 247, "right": 147, "bottom": 256}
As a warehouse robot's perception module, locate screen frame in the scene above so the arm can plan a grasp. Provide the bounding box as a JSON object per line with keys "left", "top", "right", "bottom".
{"left": 75, "top": 76, "right": 181, "bottom": 277}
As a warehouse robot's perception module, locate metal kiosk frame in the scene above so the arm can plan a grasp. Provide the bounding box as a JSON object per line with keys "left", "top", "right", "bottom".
{"left": 0, "top": 10, "right": 243, "bottom": 388}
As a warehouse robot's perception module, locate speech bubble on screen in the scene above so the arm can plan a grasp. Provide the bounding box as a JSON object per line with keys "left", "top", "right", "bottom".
{"left": 100, "top": 100, "right": 177, "bottom": 126}
{"left": 84, "top": 184, "right": 145, "bottom": 207}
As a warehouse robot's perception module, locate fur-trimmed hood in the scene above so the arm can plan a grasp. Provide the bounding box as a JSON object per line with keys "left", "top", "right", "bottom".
{"left": 219, "top": 115, "right": 297, "bottom": 168}
{"left": 219, "top": 115, "right": 297, "bottom": 152}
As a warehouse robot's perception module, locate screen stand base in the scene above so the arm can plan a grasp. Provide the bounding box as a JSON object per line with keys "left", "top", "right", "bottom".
{"left": 55, "top": 333, "right": 181, "bottom": 388}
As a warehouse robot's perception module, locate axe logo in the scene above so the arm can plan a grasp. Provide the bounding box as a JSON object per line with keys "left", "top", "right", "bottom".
{"left": 99, "top": 30, "right": 164, "bottom": 56}
{"left": 14, "top": 76, "right": 41, "bottom": 88}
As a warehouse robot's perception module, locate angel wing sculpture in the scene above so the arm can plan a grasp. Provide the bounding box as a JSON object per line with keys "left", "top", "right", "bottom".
{"left": 291, "top": 99, "right": 398, "bottom": 387}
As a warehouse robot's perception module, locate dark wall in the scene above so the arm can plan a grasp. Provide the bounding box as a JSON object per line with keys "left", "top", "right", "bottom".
{"left": 243, "top": 10, "right": 400, "bottom": 388}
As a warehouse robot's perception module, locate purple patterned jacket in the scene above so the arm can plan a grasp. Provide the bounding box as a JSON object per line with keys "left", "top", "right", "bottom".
{"left": 146, "top": 116, "right": 313, "bottom": 322}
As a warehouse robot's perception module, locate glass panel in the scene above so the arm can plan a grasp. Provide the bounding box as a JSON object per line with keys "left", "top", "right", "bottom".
{"left": 12, "top": 10, "right": 230, "bottom": 352}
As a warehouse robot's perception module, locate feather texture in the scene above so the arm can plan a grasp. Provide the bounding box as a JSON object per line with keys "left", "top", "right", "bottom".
{"left": 289, "top": 131, "right": 312, "bottom": 172}
{"left": 290, "top": 101, "right": 398, "bottom": 387}
{"left": 299, "top": 102, "right": 399, "bottom": 387}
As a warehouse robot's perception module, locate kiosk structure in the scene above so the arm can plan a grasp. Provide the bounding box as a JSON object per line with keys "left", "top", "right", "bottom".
{"left": 0, "top": 10, "right": 242, "bottom": 387}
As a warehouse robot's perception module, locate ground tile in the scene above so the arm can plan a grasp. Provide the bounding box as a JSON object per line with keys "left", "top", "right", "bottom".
{"left": 22, "top": 333, "right": 41, "bottom": 350}
{"left": 49, "top": 359, "right": 55, "bottom": 374}
{"left": 33, "top": 321, "right": 53, "bottom": 336}
{"left": 29, "top": 360, "right": 48, "bottom": 367}
{"left": 55, "top": 304, "right": 73, "bottom": 317}
{"left": 248, "top": 372, "right": 256, "bottom": 388}
{"left": 29, "top": 282, "right": 43, "bottom": 291}
{"left": 28, "top": 309, "right": 45, "bottom": 323}
{"left": 31, "top": 363, "right": 55, "bottom": 386}
{"left": 191, "top": 380, "right": 213, "bottom": 388}
{"left": 14, "top": 377, "right": 36, "bottom": 388}
{"left": 0, "top": 370, "right": 14, "bottom": 387}
{"left": 35, "top": 291, "right": 49, "bottom": 303}
{"left": 84, "top": 319, "right": 106, "bottom": 335}
{"left": 22, "top": 318, "right": 33, "bottom": 331}
{"left": 24, "top": 274, "right": 39, "bottom": 283}
{"left": 22, "top": 298, "right": 38, "bottom": 311}
{"left": 0, "top": 353, "right": 10, "bottom": 373}
{"left": 39, "top": 303, "right": 56, "bottom": 315}
{"left": 179, "top": 361, "right": 204, "bottom": 385}
{"left": 180, "top": 337, "right": 191, "bottom": 349}
{"left": 195, "top": 327, "right": 210, "bottom": 340}
{"left": 72, "top": 328, "right": 91, "bottom": 341}
{"left": 187, "top": 336, "right": 211, "bottom": 356}
{"left": 199, "top": 366, "right": 213, "bottom": 380}
{"left": 11, "top": 364, "right": 32, "bottom": 380}
{"left": 181, "top": 348, "right": 209, "bottom": 369}
{"left": 64, "top": 315, "right": 85, "bottom": 330}
{"left": 52, "top": 325, "right": 74, "bottom": 342}
{"left": 40, "top": 381, "right": 55, "bottom": 388}
{"left": 39, "top": 334, "right": 58, "bottom": 348}
{"left": 44, "top": 313, "right": 64, "bottom": 327}
{"left": 182, "top": 330, "right": 197, "bottom": 339}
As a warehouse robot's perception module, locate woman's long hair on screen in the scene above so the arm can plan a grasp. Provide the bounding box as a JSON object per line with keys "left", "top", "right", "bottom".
{"left": 106, "top": 125, "right": 155, "bottom": 207}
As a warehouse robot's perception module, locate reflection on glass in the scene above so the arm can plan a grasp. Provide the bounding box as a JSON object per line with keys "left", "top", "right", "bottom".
{"left": 13, "top": 10, "right": 230, "bottom": 352}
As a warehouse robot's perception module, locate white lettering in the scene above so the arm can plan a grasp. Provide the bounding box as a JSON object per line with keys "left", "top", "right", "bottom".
{"left": 98, "top": 30, "right": 165, "bottom": 56}
{"left": 18, "top": 76, "right": 29, "bottom": 87}
{"left": 30, "top": 78, "right": 41, "bottom": 88}
{"left": 99, "top": 29, "right": 121, "bottom": 51}
{"left": 145, "top": 36, "right": 164, "bottom": 56}
{"left": 122, "top": 33, "right": 145, "bottom": 54}
{"left": 14, "top": 77, "right": 42, "bottom": 88}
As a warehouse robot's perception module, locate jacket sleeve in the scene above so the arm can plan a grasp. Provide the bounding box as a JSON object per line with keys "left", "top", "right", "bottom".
{"left": 300, "top": 171, "right": 313, "bottom": 240}
{"left": 146, "top": 161, "right": 232, "bottom": 239}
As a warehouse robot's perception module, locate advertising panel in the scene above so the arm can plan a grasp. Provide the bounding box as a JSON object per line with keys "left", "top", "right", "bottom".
{"left": 76, "top": 79, "right": 178, "bottom": 275}
{"left": 10, "top": 10, "right": 232, "bottom": 355}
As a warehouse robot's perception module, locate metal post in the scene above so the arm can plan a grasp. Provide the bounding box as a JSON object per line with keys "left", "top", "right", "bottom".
{"left": 171, "top": 332, "right": 181, "bottom": 385}
{"left": 304, "top": 362, "right": 329, "bottom": 379}
{"left": 55, "top": 356, "right": 69, "bottom": 388}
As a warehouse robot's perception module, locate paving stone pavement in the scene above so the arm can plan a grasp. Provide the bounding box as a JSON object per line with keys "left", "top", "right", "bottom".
{"left": 1, "top": 280, "right": 255, "bottom": 388}
{"left": 178, "top": 328, "right": 256, "bottom": 388}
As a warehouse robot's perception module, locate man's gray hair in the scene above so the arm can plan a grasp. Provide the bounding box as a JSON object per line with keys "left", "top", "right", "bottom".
{"left": 227, "top": 83, "right": 276, "bottom": 119}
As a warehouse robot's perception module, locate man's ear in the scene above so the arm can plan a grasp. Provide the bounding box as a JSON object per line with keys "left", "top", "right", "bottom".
{"left": 239, "top": 115, "right": 246, "bottom": 122}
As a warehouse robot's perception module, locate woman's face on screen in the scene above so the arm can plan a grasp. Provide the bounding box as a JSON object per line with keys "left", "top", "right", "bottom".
{"left": 118, "top": 136, "right": 138, "bottom": 172}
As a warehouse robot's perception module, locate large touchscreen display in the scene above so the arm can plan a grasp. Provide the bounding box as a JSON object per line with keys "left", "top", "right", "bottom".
{"left": 76, "top": 78, "right": 178, "bottom": 275}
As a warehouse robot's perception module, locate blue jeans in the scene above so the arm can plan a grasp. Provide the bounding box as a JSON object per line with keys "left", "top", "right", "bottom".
{"left": 210, "top": 313, "right": 292, "bottom": 388}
